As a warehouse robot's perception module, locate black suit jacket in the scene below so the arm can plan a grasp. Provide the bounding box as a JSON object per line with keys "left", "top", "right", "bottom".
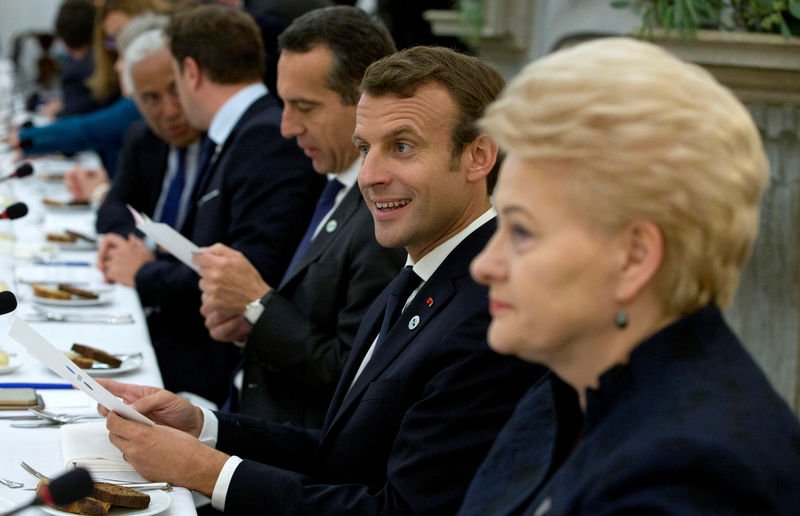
{"left": 95, "top": 121, "right": 168, "bottom": 236}
{"left": 458, "top": 305, "right": 800, "bottom": 516}
{"left": 240, "top": 185, "right": 407, "bottom": 428}
{"left": 215, "top": 218, "right": 546, "bottom": 514}
{"left": 137, "top": 93, "right": 324, "bottom": 405}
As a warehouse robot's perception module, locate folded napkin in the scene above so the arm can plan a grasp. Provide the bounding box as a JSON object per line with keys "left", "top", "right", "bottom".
{"left": 60, "top": 421, "right": 135, "bottom": 472}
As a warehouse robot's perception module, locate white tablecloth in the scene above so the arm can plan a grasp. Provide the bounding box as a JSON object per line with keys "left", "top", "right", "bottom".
{"left": 0, "top": 154, "right": 197, "bottom": 515}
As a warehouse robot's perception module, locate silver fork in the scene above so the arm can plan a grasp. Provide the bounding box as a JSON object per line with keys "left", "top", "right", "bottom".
{"left": 20, "top": 462, "right": 45, "bottom": 481}
{"left": 0, "top": 477, "right": 23, "bottom": 488}
{"left": 28, "top": 408, "right": 105, "bottom": 424}
{"left": 28, "top": 305, "right": 134, "bottom": 324}
{"left": 22, "top": 462, "right": 169, "bottom": 490}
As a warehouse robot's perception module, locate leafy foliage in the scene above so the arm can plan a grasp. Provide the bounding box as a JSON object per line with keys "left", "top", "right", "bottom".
{"left": 612, "top": 0, "right": 800, "bottom": 39}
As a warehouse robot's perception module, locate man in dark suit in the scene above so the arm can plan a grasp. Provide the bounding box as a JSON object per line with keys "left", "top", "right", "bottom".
{"left": 191, "top": 6, "right": 405, "bottom": 428}
{"left": 95, "top": 25, "right": 202, "bottom": 239}
{"left": 100, "top": 46, "right": 544, "bottom": 514}
{"left": 99, "top": 6, "right": 323, "bottom": 405}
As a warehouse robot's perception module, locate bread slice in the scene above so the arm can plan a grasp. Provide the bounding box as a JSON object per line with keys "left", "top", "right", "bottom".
{"left": 71, "top": 344, "right": 122, "bottom": 368}
{"left": 32, "top": 284, "right": 71, "bottom": 300}
{"left": 58, "top": 284, "right": 99, "bottom": 300}
{"left": 71, "top": 356, "right": 95, "bottom": 369}
{"left": 46, "top": 232, "right": 78, "bottom": 243}
{"left": 92, "top": 482, "right": 150, "bottom": 509}
{"left": 36, "top": 478, "right": 111, "bottom": 516}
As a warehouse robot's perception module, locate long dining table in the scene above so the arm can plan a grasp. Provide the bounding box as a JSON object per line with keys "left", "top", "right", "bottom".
{"left": 0, "top": 148, "right": 197, "bottom": 515}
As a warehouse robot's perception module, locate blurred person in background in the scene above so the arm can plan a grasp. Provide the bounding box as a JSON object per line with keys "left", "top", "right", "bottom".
{"left": 9, "top": 0, "right": 171, "bottom": 177}
{"left": 44, "top": 0, "right": 112, "bottom": 118}
{"left": 458, "top": 37, "right": 800, "bottom": 515}
{"left": 95, "top": 15, "right": 202, "bottom": 240}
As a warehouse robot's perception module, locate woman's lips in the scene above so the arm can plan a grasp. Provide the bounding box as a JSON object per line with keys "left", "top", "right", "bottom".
{"left": 489, "top": 299, "right": 513, "bottom": 315}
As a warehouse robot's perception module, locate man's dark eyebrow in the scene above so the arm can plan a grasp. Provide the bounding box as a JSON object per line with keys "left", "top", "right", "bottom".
{"left": 352, "top": 125, "right": 419, "bottom": 146}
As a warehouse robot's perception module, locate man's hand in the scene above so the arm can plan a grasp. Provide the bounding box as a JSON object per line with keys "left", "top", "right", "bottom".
{"left": 106, "top": 411, "right": 228, "bottom": 496}
{"left": 101, "top": 233, "right": 155, "bottom": 287}
{"left": 194, "top": 243, "right": 270, "bottom": 319}
{"left": 95, "top": 378, "right": 205, "bottom": 435}
{"left": 203, "top": 311, "right": 252, "bottom": 342}
{"left": 64, "top": 165, "right": 108, "bottom": 202}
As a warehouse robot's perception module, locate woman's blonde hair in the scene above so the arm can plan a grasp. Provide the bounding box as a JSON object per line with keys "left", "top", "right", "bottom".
{"left": 86, "top": 0, "right": 171, "bottom": 100}
{"left": 481, "top": 37, "right": 768, "bottom": 316}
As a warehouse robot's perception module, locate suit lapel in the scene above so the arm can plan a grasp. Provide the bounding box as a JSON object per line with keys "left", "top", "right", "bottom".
{"left": 181, "top": 96, "right": 267, "bottom": 234}
{"left": 322, "top": 217, "right": 497, "bottom": 435}
{"left": 280, "top": 186, "right": 363, "bottom": 289}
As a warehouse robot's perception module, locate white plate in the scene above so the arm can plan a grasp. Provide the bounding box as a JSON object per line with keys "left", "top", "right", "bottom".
{"left": 46, "top": 239, "right": 98, "bottom": 251}
{"left": 40, "top": 488, "right": 172, "bottom": 516}
{"left": 42, "top": 199, "right": 91, "bottom": 211}
{"left": 84, "top": 353, "right": 143, "bottom": 377}
{"left": 0, "top": 353, "right": 23, "bottom": 374}
{"left": 0, "top": 498, "right": 12, "bottom": 510}
{"left": 33, "top": 293, "right": 111, "bottom": 307}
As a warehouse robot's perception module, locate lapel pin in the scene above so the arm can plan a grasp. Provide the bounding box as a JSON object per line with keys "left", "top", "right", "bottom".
{"left": 325, "top": 219, "right": 338, "bottom": 233}
{"left": 408, "top": 315, "right": 420, "bottom": 330}
{"left": 426, "top": 297, "right": 433, "bottom": 307}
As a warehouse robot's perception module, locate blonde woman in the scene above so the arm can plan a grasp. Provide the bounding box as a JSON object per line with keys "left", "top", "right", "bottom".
{"left": 460, "top": 37, "right": 800, "bottom": 515}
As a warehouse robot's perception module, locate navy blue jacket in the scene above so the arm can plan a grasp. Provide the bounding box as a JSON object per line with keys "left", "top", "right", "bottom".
{"left": 459, "top": 305, "right": 800, "bottom": 516}
{"left": 215, "top": 218, "right": 545, "bottom": 514}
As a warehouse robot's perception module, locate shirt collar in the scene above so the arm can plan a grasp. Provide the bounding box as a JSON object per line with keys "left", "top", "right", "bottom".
{"left": 207, "top": 83, "right": 268, "bottom": 146}
{"left": 406, "top": 207, "right": 496, "bottom": 282}
{"left": 327, "top": 159, "right": 360, "bottom": 190}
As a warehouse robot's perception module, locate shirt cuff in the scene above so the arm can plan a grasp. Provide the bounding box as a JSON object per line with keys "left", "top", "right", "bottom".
{"left": 89, "top": 181, "right": 110, "bottom": 209}
{"left": 211, "top": 456, "right": 243, "bottom": 511}
{"left": 198, "top": 407, "right": 219, "bottom": 448}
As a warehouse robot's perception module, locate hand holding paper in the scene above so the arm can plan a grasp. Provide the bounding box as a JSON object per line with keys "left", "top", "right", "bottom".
{"left": 127, "top": 205, "right": 199, "bottom": 271}
{"left": 8, "top": 317, "right": 152, "bottom": 425}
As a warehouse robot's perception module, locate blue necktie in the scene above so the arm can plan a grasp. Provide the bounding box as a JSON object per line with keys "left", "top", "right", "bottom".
{"left": 377, "top": 266, "right": 420, "bottom": 344}
{"left": 281, "top": 178, "right": 344, "bottom": 284}
{"left": 158, "top": 147, "right": 187, "bottom": 228}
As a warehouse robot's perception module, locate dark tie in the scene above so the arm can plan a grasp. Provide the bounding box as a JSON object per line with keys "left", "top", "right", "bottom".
{"left": 158, "top": 147, "right": 187, "bottom": 228}
{"left": 281, "top": 178, "right": 344, "bottom": 284}
{"left": 378, "top": 266, "right": 421, "bottom": 343}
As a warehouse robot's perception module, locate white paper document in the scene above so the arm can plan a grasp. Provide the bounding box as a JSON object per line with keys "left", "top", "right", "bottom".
{"left": 8, "top": 317, "right": 153, "bottom": 425}
{"left": 127, "top": 204, "right": 199, "bottom": 271}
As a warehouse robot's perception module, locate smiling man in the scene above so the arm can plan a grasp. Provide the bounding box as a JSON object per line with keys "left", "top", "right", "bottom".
{"left": 100, "top": 45, "right": 544, "bottom": 514}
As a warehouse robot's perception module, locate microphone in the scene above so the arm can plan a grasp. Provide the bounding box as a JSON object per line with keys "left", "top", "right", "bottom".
{"left": 0, "top": 291, "right": 17, "bottom": 314}
{"left": 0, "top": 468, "right": 93, "bottom": 516}
{"left": 1, "top": 202, "right": 28, "bottom": 220}
{"left": 0, "top": 163, "right": 33, "bottom": 183}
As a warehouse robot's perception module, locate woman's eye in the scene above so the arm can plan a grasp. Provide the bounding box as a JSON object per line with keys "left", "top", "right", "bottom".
{"left": 510, "top": 223, "right": 532, "bottom": 243}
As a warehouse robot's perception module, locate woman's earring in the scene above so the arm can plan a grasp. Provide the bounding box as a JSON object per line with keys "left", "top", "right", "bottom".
{"left": 615, "top": 310, "right": 628, "bottom": 329}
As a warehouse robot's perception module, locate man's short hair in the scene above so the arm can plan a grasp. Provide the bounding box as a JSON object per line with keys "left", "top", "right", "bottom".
{"left": 165, "top": 4, "right": 265, "bottom": 84}
{"left": 123, "top": 28, "right": 166, "bottom": 96}
{"left": 361, "top": 46, "right": 504, "bottom": 193}
{"left": 55, "top": 0, "right": 95, "bottom": 49}
{"left": 278, "top": 6, "right": 395, "bottom": 106}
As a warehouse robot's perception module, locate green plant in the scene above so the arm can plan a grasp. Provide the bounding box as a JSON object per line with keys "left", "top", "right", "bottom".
{"left": 611, "top": 0, "right": 800, "bottom": 39}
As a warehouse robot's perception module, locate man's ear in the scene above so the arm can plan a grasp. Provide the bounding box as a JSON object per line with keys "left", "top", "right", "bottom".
{"left": 614, "top": 220, "right": 664, "bottom": 302}
{"left": 464, "top": 134, "right": 498, "bottom": 184}
{"left": 182, "top": 56, "right": 201, "bottom": 90}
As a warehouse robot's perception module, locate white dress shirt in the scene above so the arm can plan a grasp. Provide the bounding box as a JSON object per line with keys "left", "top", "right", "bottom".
{"left": 207, "top": 82, "right": 268, "bottom": 149}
